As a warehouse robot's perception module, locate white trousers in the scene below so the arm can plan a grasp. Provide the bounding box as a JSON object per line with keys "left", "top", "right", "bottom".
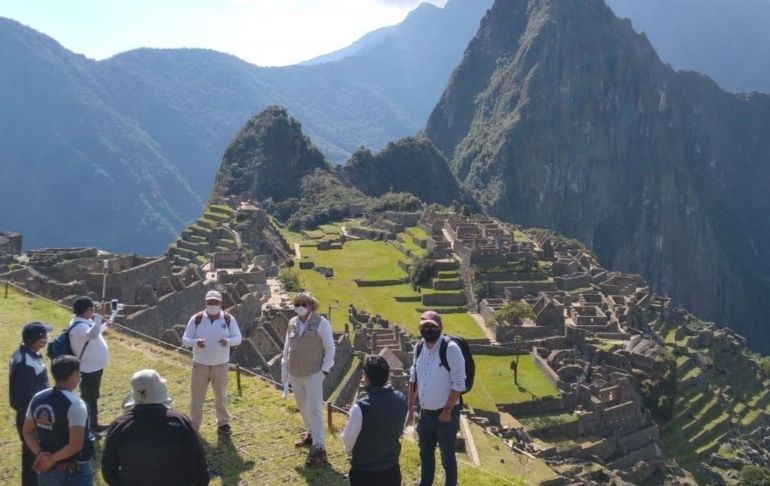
{"left": 291, "top": 372, "right": 325, "bottom": 447}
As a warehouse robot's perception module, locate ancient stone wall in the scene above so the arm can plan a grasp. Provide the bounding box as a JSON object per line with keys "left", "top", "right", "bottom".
{"left": 85, "top": 257, "right": 173, "bottom": 304}
{"left": 0, "top": 232, "right": 22, "bottom": 255}
{"left": 124, "top": 280, "right": 215, "bottom": 338}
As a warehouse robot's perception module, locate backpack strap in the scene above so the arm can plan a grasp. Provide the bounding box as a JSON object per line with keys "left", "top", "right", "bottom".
{"left": 195, "top": 311, "right": 231, "bottom": 328}
{"left": 69, "top": 319, "right": 91, "bottom": 360}
{"left": 438, "top": 336, "right": 451, "bottom": 372}
{"left": 412, "top": 341, "right": 424, "bottom": 385}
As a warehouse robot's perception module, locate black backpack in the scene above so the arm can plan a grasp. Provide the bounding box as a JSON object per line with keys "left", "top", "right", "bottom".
{"left": 47, "top": 321, "right": 89, "bottom": 360}
{"left": 414, "top": 335, "right": 475, "bottom": 393}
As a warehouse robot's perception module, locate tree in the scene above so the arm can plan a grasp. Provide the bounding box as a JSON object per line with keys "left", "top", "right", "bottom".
{"left": 512, "top": 334, "right": 524, "bottom": 385}
{"left": 409, "top": 257, "right": 435, "bottom": 287}
{"left": 494, "top": 301, "right": 535, "bottom": 325}
{"left": 741, "top": 466, "right": 770, "bottom": 486}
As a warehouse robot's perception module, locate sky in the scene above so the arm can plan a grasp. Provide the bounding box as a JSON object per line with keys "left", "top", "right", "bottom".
{"left": 0, "top": 0, "right": 448, "bottom": 66}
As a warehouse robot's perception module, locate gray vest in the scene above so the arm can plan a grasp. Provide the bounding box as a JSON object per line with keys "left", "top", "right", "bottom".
{"left": 287, "top": 314, "right": 325, "bottom": 377}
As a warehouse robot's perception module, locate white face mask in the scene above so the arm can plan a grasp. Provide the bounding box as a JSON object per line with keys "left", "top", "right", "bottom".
{"left": 206, "top": 305, "right": 221, "bottom": 315}
{"left": 295, "top": 306, "right": 309, "bottom": 317}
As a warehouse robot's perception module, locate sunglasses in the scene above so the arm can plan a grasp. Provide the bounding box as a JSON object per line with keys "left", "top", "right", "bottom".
{"left": 294, "top": 302, "right": 309, "bottom": 308}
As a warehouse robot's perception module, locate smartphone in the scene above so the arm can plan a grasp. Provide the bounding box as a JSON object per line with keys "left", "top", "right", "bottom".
{"left": 111, "top": 299, "right": 118, "bottom": 312}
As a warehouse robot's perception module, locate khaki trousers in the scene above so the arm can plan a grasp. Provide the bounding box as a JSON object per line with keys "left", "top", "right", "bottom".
{"left": 190, "top": 361, "right": 230, "bottom": 429}
{"left": 291, "top": 371, "right": 325, "bottom": 446}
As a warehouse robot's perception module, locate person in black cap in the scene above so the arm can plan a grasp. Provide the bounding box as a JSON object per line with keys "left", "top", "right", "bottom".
{"left": 9, "top": 321, "right": 53, "bottom": 486}
{"left": 67, "top": 296, "right": 112, "bottom": 434}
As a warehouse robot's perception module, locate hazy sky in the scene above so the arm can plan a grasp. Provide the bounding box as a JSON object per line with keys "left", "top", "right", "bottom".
{"left": 0, "top": 0, "right": 448, "bottom": 66}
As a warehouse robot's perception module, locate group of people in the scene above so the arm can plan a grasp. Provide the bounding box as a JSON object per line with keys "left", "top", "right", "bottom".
{"left": 9, "top": 289, "right": 467, "bottom": 486}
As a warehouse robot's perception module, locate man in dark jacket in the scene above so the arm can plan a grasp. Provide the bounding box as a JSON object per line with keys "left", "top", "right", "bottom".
{"left": 101, "top": 369, "right": 209, "bottom": 486}
{"left": 341, "top": 355, "right": 408, "bottom": 486}
{"left": 9, "top": 321, "right": 52, "bottom": 486}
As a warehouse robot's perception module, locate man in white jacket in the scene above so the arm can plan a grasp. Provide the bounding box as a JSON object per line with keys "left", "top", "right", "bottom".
{"left": 281, "top": 292, "right": 335, "bottom": 467}
{"left": 69, "top": 296, "right": 112, "bottom": 434}
{"left": 182, "top": 290, "right": 242, "bottom": 436}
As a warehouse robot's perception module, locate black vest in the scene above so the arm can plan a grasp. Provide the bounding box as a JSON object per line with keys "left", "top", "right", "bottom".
{"left": 351, "top": 385, "right": 408, "bottom": 471}
{"left": 28, "top": 388, "right": 94, "bottom": 462}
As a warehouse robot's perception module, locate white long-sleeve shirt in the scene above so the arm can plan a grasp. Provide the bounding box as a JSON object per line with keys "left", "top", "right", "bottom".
{"left": 182, "top": 311, "right": 242, "bottom": 366}
{"left": 69, "top": 315, "right": 109, "bottom": 373}
{"left": 280, "top": 313, "right": 336, "bottom": 382}
{"left": 341, "top": 404, "right": 362, "bottom": 453}
{"left": 409, "top": 338, "right": 466, "bottom": 410}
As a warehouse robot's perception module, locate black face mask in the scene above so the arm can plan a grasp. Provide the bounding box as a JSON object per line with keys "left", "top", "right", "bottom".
{"left": 420, "top": 327, "right": 441, "bottom": 343}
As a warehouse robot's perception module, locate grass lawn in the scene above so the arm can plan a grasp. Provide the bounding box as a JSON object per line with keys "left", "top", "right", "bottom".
{"left": 290, "top": 240, "right": 484, "bottom": 339}
{"left": 466, "top": 421, "right": 556, "bottom": 484}
{"left": 464, "top": 355, "right": 560, "bottom": 412}
{"left": 517, "top": 412, "right": 579, "bottom": 431}
{"left": 0, "top": 287, "right": 520, "bottom": 485}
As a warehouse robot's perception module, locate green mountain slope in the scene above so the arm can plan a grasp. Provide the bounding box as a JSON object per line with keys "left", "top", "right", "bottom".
{"left": 424, "top": 0, "right": 770, "bottom": 352}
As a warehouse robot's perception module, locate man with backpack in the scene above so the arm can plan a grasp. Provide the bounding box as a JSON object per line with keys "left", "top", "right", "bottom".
{"left": 66, "top": 297, "right": 112, "bottom": 435}
{"left": 182, "top": 290, "right": 242, "bottom": 435}
{"left": 407, "top": 310, "right": 468, "bottom": 486}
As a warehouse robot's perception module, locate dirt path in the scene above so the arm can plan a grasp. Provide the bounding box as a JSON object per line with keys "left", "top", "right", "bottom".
{"left": 293, "top": 242, "right": 301, "bottom": 258}
{"left": 469, "top": 312, "right": 498, "bottom": 344}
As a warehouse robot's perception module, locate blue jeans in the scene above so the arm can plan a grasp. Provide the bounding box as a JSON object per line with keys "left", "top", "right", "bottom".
{"left": 417, "top": 406, "right": 460, "bottom": 486}
{"left": 37, "top": 461, "right": 93, "bottom": 486}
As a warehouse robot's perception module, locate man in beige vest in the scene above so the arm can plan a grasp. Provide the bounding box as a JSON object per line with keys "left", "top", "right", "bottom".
{"left": 281, "top": 292, "right": 336, "bottom": 467}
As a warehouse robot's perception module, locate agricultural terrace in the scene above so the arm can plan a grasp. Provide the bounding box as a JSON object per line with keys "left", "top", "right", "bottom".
{"left": 0, "top": 287, "right": 525, "bottom": 485}
{"left": 279, "top": 222, "right": 485, "bottom": 339}
{"left": 465, "top": 355, "right": 561, "bottom": 412}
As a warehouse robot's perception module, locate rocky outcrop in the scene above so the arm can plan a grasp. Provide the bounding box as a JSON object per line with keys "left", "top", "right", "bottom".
{"left": 425, "top": 0, "right": 770, "bottom": 351}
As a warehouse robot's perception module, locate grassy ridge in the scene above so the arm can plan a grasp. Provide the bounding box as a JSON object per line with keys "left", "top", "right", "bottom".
{"left": 0, "top": 287, "right": 525, "bottom": 485}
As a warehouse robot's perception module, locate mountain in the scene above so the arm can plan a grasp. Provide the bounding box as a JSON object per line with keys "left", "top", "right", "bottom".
{"left": 209, "top": 106, "right": 328, "bottom": 202}
{"left": 425, "top": 0, "right": 770, "bottom": 351}
{"left": 340, "top": 136, "right": 471, "bottom": 206}
{"left": 0, "top": 0, "right": 491, "bottom": 254}
{"left": 607, "top": 0, "right": 770, "bottom": 94}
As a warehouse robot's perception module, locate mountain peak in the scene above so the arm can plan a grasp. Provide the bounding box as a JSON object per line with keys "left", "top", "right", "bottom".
{"left": 209, "top": 106, "right": 328, "bottom": 202}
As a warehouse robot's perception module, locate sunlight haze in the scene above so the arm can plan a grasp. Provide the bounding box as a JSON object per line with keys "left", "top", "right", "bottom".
{"left": 0, "top": 0, "right": 448, "bottom": 66}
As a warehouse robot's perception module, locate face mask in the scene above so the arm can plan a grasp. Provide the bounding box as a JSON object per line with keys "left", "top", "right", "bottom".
{"left": 295, "top": 306, "right": 309, "bottom": 317}
{"left": 206, "top": 305, "right": 221, "bottom": 315}
{"left": 420, "top": 327, "right": 441, "bottom": 343}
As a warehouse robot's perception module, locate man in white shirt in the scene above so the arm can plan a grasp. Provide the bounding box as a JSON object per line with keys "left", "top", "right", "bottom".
{"left": 68, "top": 296, "right": 112, "bottom": 434}
{"left": 281, "top": 292, "right": 336, "bottom": 467}
{"left": 341, "top": 355, "right": 407, "bottom": 486}
{"left": 182, "top": 290, "right": 242, "bottom": 436}
{"left": 407, "top": 310, "right": 466, "bottom": 486}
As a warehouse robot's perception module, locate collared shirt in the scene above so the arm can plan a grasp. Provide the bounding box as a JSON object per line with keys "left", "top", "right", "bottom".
{"left": 69, "top": 315, "right": 110, "bottom": 373}
{"left": 182, "top": 311, "right": 243, "bottom": 366}
{"left": 409, "top": 338, "right": 466, "bottom": 411}
{"left": 280, "top": 313, "right": 336, "bottom": 381}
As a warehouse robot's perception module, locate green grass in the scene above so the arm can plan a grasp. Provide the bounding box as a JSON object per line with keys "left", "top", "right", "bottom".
{"left": 517, "top": 412, "right": 579, "bottom": 431}
{"left": 0, "top": 287, "right": 520, "bottom": 485}
{"left": 285, "top": 239, "right": 484, "bottom": 338}
{"left": 405, "top": 226, "right": 428, "bottom": 241}
{"left": 464, "top": 355, "right": 560, "bottom": 412}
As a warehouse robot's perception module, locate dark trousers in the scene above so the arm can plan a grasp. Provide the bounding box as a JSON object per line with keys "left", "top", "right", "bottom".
{"left": 16, "top": 409, "right": 39, "bottom": 486}
{"left": 348, "top": 465, "right": 400, "bottom": 486}
{"left": 80, "top": 369, "right": 103, "bottom": 427}
{"left": 417, "top": 406, "right": 460, "bottom": 486}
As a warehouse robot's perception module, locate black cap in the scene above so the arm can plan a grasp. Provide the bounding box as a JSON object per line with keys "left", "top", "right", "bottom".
{"left": 72, "top": 296, "right": 95, "bottom": 315}
{"left": 22, "top": 321, "right": 53, "bottom": 344}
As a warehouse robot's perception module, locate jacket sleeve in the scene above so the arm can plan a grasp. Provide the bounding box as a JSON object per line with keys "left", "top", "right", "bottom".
{"left": 10, "top": 357, "right": 35, "bottom": 411}
{"left": 181, "top": 316, "right": 198, "bottom": 348}
{"left": 182, "top": 417, "right": 210, "bottom": 486}
{"left": 101, "top": 425, "right": 121, "bottom": 486}
{"left": 227, "top": 316, "right": 242, "bottom": 347}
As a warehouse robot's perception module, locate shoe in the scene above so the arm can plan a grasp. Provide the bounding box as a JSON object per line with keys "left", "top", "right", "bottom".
{"left": 217, "top": 424, "right": 232, "bottom": 436}
{"left": 294, "top": 434, "right": 312, "bottom": 448}
{"left": 305, "top": 446, "right": 328, "bottom": 468}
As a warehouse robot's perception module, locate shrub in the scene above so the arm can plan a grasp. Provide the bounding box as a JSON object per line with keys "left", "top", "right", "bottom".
{"left": 278, "top": 268, "right": 301, "bottom": 292}
{"left": 741, "top": 466, "right": 770, "bottom": 486}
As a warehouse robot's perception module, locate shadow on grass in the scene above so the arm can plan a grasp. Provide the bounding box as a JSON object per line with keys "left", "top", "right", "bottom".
{"left": 294, "top": 463, "right": 348, "bottom": 485}
{"left": 204, "top": 434, "right": 256, "bottom": 486}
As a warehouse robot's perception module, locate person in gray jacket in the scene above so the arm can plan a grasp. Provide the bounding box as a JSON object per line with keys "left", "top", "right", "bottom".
{"left": 281, "top": 292, "right": 335, "bottom": 467}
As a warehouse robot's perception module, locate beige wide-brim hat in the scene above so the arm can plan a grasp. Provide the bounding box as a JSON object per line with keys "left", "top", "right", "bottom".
{"left": 123, "top": 369, "right": 174, "bottom": 409}
{"left": 293, "top": 292, "right": 320, "bottom": 311}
